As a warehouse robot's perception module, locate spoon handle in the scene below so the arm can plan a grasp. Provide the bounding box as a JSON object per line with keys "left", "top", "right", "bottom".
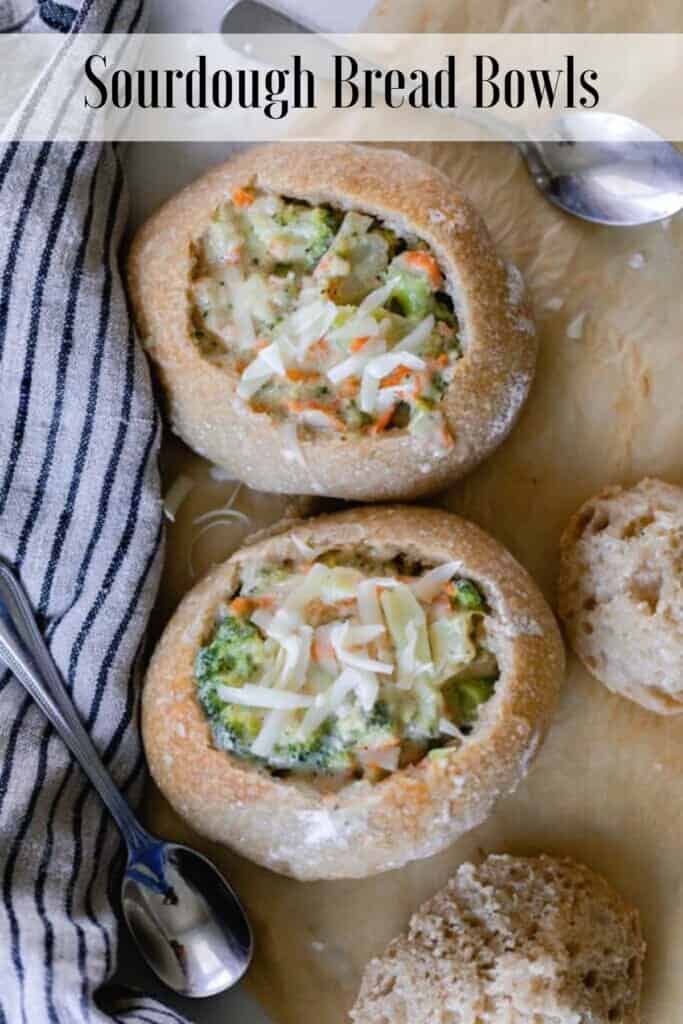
{"left": 223, "top": 2, "right": 531, "bottom": 146}
{"left": 0, "top": 560, "right": 151, "bottom": 855}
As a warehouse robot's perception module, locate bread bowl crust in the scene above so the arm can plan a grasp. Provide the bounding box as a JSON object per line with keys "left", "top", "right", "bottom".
{"left": 143, "top": 506, "right": 564, "bottom": 880}
{"left": 127, "top": 143, "right": 537, "bottom": 501}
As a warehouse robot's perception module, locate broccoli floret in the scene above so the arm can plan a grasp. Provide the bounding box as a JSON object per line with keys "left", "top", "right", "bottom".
{"left": 222, "top": 705, "right": 262, "bottom": 742}
{"left": 197, "top": 684, "right": 225, "bottom": 720}
{"left": 443, "top": 677, "right": 496, "bottom": 727}
{"left": 195, "top": 615, "right": 266, "bottom": 752}
{"left": 335, "top": 701, "right": 403, "bottom": 758}
{"left": 367, "top": 700, "right": 391, "bottom": 729}
{"left": 273, "top": 203, "right": 341, "bottom": 270}
{"left": 195, "top": 614, "right": 264, "bottom": 687}
{"left": 212, "top": 712, "right": 262, "bottom": 758}
{"left": 274, "top": 722, "right": 353, "bottom": 774}
{"left": 387, "top": 266, "right": 435, "bottom": 319}
{"left": 458, "top": 679, "right": 496, "bottom": 722}
{"left": 451, "top": 579, "right": 485, "bottom": 611}
{"left": 301, "top": 207, "right": 340, "bottom": 268}
{"left": 195, "top": 615, "right": 267, "bottom": 753}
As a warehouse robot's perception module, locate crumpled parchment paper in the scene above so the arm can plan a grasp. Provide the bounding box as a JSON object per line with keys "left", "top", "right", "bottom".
{"left": 144, "top": 6, "right": 683, "bottom": 1021}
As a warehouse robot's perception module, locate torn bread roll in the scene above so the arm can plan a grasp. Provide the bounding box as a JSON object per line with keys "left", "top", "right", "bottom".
{"left": 351, "top": 854, "right": 644, "bottom": 1024}
{"left": 143, "top": 505, "right": 563, "bottom": 880}
{"left": 558, "top": 478, "right": 683, "bottom": 714}
{"left": 128, "top": 143, "right": 537, "bottom": 501}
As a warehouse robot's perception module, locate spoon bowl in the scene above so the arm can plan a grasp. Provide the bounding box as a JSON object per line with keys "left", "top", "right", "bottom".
{"left": 221, "top": 1, "right": 683, "bottom": 228}
{"left": 123, "top": 840, "right": 253, "bottom": 997}
{"left": 0, "top": 559, "right": 253, "bottom": 999}
{"left": 521, "top": 112, "right": 683, "bottom": 226}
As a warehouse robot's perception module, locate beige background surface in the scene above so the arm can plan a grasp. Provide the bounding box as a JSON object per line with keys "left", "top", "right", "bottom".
{"left": 141, "top": 4, "right": 683, "bottom": 1023}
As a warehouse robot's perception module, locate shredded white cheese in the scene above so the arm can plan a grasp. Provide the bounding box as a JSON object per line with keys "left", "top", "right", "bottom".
{"left": 395, "top": 314, "right": 435, "bottom": 352}
{"left": 410, "top": 561, "right": 459, "bottom": 602}
{"left": 216, "top": 684, "right": 313, "bottom": 710}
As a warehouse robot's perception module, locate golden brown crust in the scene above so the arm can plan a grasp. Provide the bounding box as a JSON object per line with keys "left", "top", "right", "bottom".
{"left": 127, "top": 143, "right": 537, "bottom": 501}
{"left": 143, "top": 505, "right": 564, "bottom": 880}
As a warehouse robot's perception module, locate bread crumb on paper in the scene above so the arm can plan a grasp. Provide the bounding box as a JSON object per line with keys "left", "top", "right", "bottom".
{"left": 566, "top": 311, "right": 587, "bottom": 340}
{"left": 627, "top": 251, "right": 646, "bottom": 270}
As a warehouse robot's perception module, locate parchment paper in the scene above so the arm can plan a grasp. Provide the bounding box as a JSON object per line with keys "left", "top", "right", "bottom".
{"left": 143, "top": 7, "right": 683, "bottom": 1023}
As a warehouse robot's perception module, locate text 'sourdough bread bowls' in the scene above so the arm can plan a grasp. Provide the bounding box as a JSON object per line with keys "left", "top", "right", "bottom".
{"left": 143, "top": 506, "right": 564, "bottom": 880}
{"left": 128, "top": 143, "right": 537, "bottom": 501}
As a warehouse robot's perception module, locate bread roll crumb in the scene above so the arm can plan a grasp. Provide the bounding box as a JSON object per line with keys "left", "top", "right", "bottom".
{"left": 558, "top": 478, "right": 683, "bottom": 714}
{"left": 351, "top": 854, "right": 643, "bottom": 1024}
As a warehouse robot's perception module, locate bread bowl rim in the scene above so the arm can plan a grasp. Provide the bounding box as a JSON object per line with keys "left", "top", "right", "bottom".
{"left": 143, "top": 504, "right": 564, "bottom": 880}
{"left": 127, "top": 142, "right": 537, "bottom": 501}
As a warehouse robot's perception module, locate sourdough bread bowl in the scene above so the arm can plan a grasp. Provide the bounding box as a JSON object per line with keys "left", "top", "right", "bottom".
{"left": 351, "top": 854, "right": 644, "bottom": 1024}
{"left": 558, "top": 477, "right": 683, "bottom": 714}
{"left": 128, "top": 143, "right": 537, "bottom": 501}
{"left": 143, "top": 506, "right": 564, "bottom": 880}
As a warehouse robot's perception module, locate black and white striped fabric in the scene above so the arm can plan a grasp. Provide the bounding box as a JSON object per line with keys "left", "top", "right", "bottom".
{"left": 0, "top": 2, "right": 190, "bottom": 1021}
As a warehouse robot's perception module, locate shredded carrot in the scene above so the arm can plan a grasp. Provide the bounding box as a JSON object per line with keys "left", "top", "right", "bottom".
{"left": 312, "top": 637, "right": 335, "bottom": 663}
{"left": 229, "top": 596, "right": 254, "bottom": 617}
{"left": 286, "top": 368, "right": 320, "bottom": 383}
{"left": 315, "top": 253, "right": 334, "bottom": 275}
{"left": 350, "top": 336, "right": 371, "bottom": 352}
{"left": 371, "top": 407, "right": 395, "bottom": 434}
{"left": 253, "top": 339, "right": 269, "bottom": 351}
{"left": 411, "top": 371, "right": 427, "bottom": 398}
{"left": 382, "top": 365, "right": 412, "bottom": 388}
{"left": 253, "top": 594, "right": 275, "bottom": 608}
{"left": 440, "top": 427, "right": 455, "bottom": 449}
{"left": 434, "top": 352, "right": 449, "bottom": 367}
{"left": 338, "top": 376, "right": 360, "bottom": 398}
{"left": 287, "top": 400, "right": 346, "bottom": 431}
{"left": 309, "top": 338, "right": 329, "bottom": 358}
{"left": 231, "top": 186, "right": 255, "bottom": 208}
{"left": 402, "top": 250, "right": 443, "bottom": 289}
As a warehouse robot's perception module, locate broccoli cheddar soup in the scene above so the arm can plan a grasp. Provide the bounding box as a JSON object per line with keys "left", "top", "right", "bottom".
{"left": 190, "top": 187, "right": 461, "bottom": 452}
{"left": 195, "top": 553, "right": 499, "bottom": 782}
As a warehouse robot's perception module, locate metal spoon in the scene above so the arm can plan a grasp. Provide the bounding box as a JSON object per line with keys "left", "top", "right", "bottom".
{"left": 221, "top": 0, "right": 683, "bottom": 226}
{"left": 0, "top": 560, "right": 253, "bottom": 999}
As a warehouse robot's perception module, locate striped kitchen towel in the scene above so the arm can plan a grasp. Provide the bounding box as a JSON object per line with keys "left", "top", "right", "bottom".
{"left": 0, "top": 1, "right": 190, "bottom": 1021}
